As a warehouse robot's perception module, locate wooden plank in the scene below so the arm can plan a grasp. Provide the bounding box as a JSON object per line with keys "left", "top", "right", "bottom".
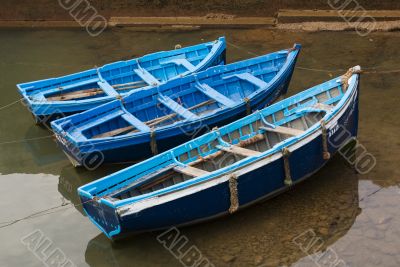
{"left": 139, "top": 170, "right": 176, "bottom": 192}
{"left": 232, "top": 72, "right": 268, "bottom": 88}
{"left": 216, "top": 144, "right": 261, "bottom": 157}
{"left": 134, "top": 68, "right": 160, "bottom": 86}
{"left": 313, "top": 103, "right": 333, "bottom": 111}
{"left": 109, "top": 165, "right": 176, "bottom": 197}
{"left": 195, "top": 83, "right": 236, "bottom": 108}
{"left": 145, "top": 99, "right": 214, "bottom": 128}
{"left": 47, "top": 89, "right": 102, "bottom": 101}
{"left": 188, "top": 134, "right": 265, "bottom": 166}
{"left": 92, "top": 125, "right": 134, "bottom": 139}
{"left": 98, "top": 81, "right": 119, "bottom": 97}
{"left": 260, "top": 126, "right": 304, "bottom": 136}
{"left": 161, "top": 58, "right": 196, "bottom": 72}
{"left": 158, "top": 94, "right": 199, "bottom": 121}
{"left": 173, "top": 166, "right": 210, "bottom": 177}
{"left": 47, "top": 83, "right": 144, "bottom": 101}
{"left": 113, "top": 80, "right": 147, "bottom": 88}
{"left": 121, "top": 113, "right": 150, "bottom": 132}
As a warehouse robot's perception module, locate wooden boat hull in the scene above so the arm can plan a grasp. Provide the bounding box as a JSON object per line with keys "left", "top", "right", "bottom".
{"left": 17, "top": 37, "right": 226, "bottom": 124}
{"left": 53, "top": 46, "right": 300, "bottom": 167}
{"left": 78, "top": 67, "right": 360, "bottom": 240}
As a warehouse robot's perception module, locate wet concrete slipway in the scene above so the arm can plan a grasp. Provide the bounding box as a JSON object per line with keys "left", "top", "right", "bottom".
{"left": 0, "top": 28, "right": 399, "bottom": 267}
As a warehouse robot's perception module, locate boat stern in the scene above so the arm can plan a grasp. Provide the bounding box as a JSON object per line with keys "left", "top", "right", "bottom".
{"left": 17, "top": 81, "right": 47, "bottom": 123}
{"left": 78, "top": 189, "right": 122, "bottom": 240}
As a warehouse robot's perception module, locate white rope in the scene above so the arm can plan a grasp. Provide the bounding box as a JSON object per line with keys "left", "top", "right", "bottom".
{"left": 0, "top": 197, "right": 97, "bottom": 229}
{"left": 0, "top": 135, "right": 54, "bottom": 145}
{"left": 0, "top": 61, "right": 93, "bottom": 68}
{"left": 227, "top": 41, "right": 400, "bottom": 74}
{"left": 0, "top": 98, "right": 22, "bottom": 111}
{"left": 295, "top": 66, "right": 347, "bottom": 73}
{"left": 226, "top": 41, "right": 259, "bottom": 56}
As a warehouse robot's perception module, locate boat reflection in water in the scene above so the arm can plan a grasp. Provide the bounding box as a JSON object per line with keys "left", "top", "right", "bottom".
{"left": 84, "top": 155, "right": 360, "bottom": 267}
{"left": 58, "top": 164, "right": 130, "bottom": 215}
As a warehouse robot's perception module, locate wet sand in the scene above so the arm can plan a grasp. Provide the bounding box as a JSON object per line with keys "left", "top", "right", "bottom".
{"left": 0, "top": 28, "right": 399, "bottom": 266}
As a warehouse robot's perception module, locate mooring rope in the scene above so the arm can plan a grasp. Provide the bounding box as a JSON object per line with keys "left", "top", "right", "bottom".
{"left": 226, "top": 41, "right": 260, "bottom": 57}
{"left": 0, "top": 135, "right": 54, "bottom": 146}
{"left": 0, "top": 197, "right": 97, "bottom": 229}
{"left": 0, "top": 98, "right": 23, "bottom": 111}
{"left": 226, "top": 41, "right": 400, "bottom": 74}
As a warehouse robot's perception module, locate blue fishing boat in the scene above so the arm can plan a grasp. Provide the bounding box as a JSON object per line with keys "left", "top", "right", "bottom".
{"left": 78, "top": 66, "right": 361, "bottom": 240}
{"left": 51, "top": 44, "right": 301, "bottom": 167}
{"left": 17, "top": 37, "right": 227, "bottom": 124}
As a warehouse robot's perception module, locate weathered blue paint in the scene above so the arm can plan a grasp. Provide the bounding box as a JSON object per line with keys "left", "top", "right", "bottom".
{"left": 17, "top": 37, "right": 226, "bottom": 124}
{"left": 78, "top": 67, "right": 360, "bottom": 240}
{"left": 52, "top": 44, "right": 301, "bottom": 166}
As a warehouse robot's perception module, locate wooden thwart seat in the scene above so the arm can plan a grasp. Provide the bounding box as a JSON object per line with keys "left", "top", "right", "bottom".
{"left": 160, "top": 58, "right": 196, "bottom": 72}
{"left": 98, "top": 80, "right": 119, "bottom": 97}
{"left": 313, "top": 103, "right": 333, "bottom": 112}
{"left": 147, "top": 99, "right": 214, "bottom": 127}
{"left": 121, "top": 113, "right": 151, "bottom": 132}
{"left": 173, "top": 165, "right": 210, "bottom": 177}
{"left": 195, "top": 83, "right": 236, "bottom": 108}
{"left": 260, "top": 126, "right": 304, "bottom": 136}
{"left": 229, "top": 72, "right": 269, "bottom": 89}
{"left": 134, "top": 68, "right": 160, "bottom": 86}
{"left": 158, "top": 94, "right": 199, "bottom": 121}
{"left": 216, "top": 144, "right": 261, "bottom": 157}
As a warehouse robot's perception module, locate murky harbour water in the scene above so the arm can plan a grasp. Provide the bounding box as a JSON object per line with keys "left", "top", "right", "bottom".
{"left": 0, "top": 28, "right": 399, "bottom": 267}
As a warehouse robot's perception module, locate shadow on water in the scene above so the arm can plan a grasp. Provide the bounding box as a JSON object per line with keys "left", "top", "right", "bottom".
{"left": 84, "top": 156, "right": 360, "bottom": 267}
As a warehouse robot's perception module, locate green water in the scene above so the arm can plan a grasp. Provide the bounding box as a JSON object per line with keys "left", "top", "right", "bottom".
{"left": 0, "top": 28, "right": 399, "bottom": 267}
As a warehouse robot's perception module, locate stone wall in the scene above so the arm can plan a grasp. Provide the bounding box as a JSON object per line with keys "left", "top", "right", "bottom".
{"left": 1, "top": 0, "right": 400, "bottom": 20}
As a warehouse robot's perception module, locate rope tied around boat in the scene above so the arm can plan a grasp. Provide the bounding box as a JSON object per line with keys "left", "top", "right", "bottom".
{"left": 244, "top": 97, "right": 251, "bottom": 115}
{"left": 150, "top": 130, "right": 158, "bottom": 155}
{"left": 228, "top": 173, "right": 239, "bottom": 214}
{"left": 286, "top": 43, "right": 299, "bottom": 53}
{"left": 116, "top": 94, "right": 124, "bottom": 104}
{"left": 341, "top": 66, "right": 362, "bottom": 90}
{"left": 321, "top": 120, "right": 331, "bottom": 160}
{"left": 282, "top": 147, "right": 293, "bottom": 186}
